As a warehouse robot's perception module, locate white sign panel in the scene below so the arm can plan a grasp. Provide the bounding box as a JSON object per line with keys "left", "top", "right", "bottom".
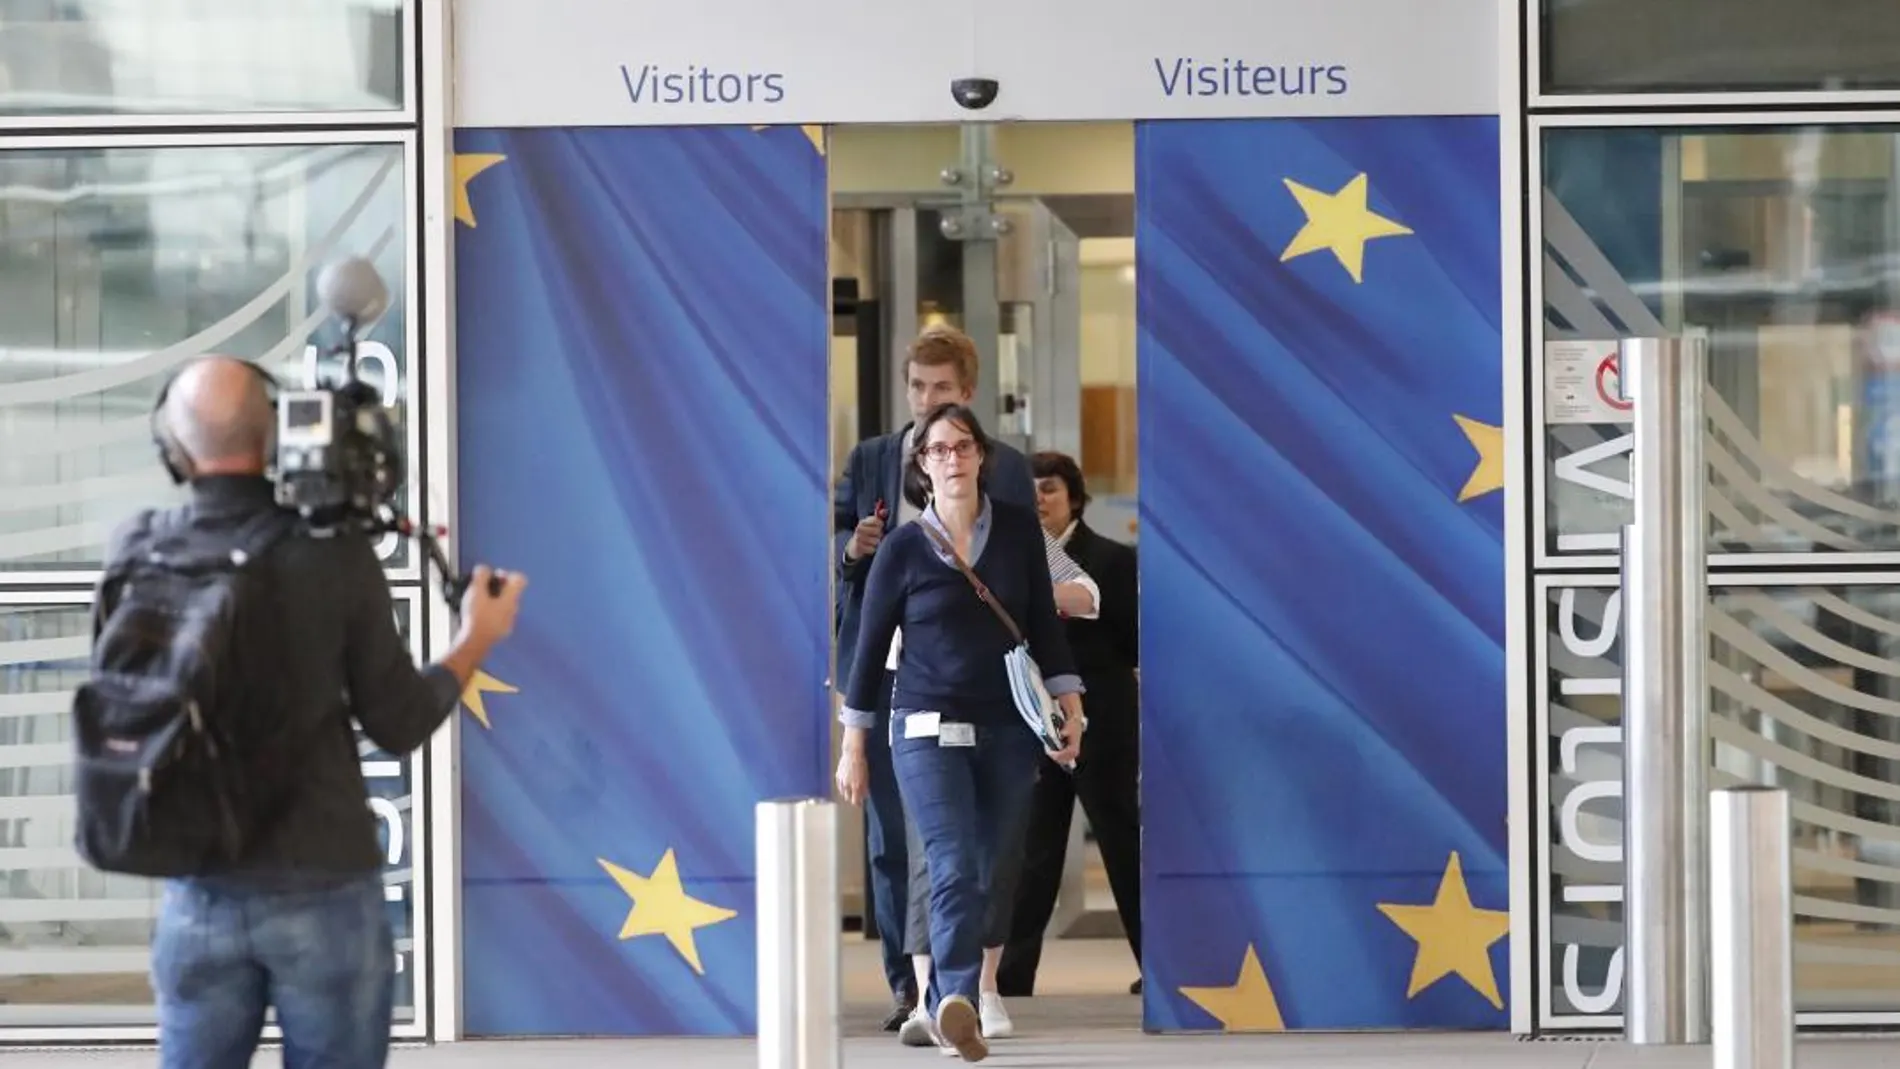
{"left": 1544, "top": 341, "right": 1632, "bottom": 426}
{"left": 454, "top": 0, "right": 1500, "bottom": 128}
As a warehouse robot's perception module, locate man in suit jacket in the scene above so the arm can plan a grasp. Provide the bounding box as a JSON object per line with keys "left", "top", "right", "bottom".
{"left": 996, "top": 451, "right": 1143, "bottom": 998}
{"left": 833, "top": 327, "right": 1093, "bottom": 1031}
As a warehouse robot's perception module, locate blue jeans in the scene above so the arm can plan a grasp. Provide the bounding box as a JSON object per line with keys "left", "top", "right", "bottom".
{"left": 862, "top": 676, "right": 913, "bottom": 996}
{"left": 152, "top": 873, "right": 393, "bottom": 1069}
{"left": 890, "top": 708, "right": 1041, "bottom": 1012}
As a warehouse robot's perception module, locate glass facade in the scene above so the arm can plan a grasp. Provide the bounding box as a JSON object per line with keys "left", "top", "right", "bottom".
{"left": 0, "top": 1, "right": 434, "bottom": 1043}
{"left": 1540, "top": 0, "right": 1900, "bottom": 96}
{"left": 1539, "top": 578, "right": 1900, "bottom": 1023}
{"left": 1540, "top": 127, "right": 1900, "bottom": 563}
{"left": 1527, "top": 0, "right": 1900, "bottom": 1036}
{"left": 0, "top": 1, "right": 407, "bottom": 117}
{"left": 0, "top": 592, "right": 424, "bottom": 1029}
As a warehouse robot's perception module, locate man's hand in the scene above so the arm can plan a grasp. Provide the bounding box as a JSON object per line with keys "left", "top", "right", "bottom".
{"left": 459, "top": 564, "right": 528, "bottom": 648}
{"left": 844, "top": 512, "right": 885, "bottom": 562}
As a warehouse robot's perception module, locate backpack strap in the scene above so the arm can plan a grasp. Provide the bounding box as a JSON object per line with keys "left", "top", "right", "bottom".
{"left": 92, "top": 508, "right": 164, "bottom": 637}
{"left": 95, "top": 507, "right": 300, "bottom": 630}
{"left": 151, "top": 504, "right": 301, "bottom": 570}
{"left": 227, "top": 508, "right": 302, "bottom": 568}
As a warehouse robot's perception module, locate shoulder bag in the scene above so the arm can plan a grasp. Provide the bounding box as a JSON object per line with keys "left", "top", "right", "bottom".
{"left": 918, "top": 520, "right": 1077, "bottom": 766}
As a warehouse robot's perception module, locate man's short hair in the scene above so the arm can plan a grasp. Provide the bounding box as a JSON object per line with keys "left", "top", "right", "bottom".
{"left": 906, "top": 325, "right": 979, "bottom": 390}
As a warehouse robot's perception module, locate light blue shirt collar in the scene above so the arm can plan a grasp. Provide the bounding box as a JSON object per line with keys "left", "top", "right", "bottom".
{"left": 920, "top": 495, "right": 992, "bottom": 566}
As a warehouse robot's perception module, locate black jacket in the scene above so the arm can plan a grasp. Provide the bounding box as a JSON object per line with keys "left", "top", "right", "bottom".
{"left": 98, "top": 475, "right": 461, "bottom": 878}
{"left": 1060, "top": 521, "right": 1139, "bottom": 728}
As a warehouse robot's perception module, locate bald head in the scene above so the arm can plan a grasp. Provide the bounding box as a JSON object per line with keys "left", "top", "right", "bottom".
{"left": 160, "top": 356, "right": 273, "bottom": 476}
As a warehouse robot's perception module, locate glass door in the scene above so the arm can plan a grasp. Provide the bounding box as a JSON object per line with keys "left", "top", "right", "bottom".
{"left": 1534, "top": 122, "right": 1900, "bottom": 1033}
{"left": 996, "top": 198, "right": 1083, "bottom": 459}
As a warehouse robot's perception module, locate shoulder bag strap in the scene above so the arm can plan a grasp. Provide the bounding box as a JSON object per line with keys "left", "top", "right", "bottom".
{"left": 919, "top": 519, "right": 1027, "bottom": 647}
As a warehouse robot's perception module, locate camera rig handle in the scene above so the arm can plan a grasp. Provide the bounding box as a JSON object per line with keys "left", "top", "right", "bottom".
{"left": 377, "top": 514, "right": 503, "bottom": 612}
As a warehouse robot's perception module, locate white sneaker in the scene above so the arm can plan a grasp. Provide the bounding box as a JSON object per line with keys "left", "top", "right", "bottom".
{"left": 936, "top": 994, "right": 989, "bottom": 1062}
{"left": 979, "top": 991, "right": 1014, "bottom": 1039}
{"left": 898, "top": 1007, "right": 937, "bottom": 1048}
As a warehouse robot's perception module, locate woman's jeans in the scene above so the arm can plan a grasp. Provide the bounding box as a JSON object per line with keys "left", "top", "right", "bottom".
{"left": 891, "top": 708, "right": 1042, "bottom": 1011}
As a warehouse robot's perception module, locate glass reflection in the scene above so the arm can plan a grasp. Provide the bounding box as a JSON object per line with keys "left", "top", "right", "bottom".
{"left": 1542, "top": 0, "right": 1900, "bottom": 95}
{"left": 0, "top": 141, "right": 412, "bottom": 572}
{"left": 1544, "top": 582, "right": 1900, "bottom": 1019}
{"left": 1542, "top": 127, "right": 1900, "bottom": 558}
{"left": 0, "top": 605, "right": 153, "bottom": 1023}
{"left": 0, "top": 599, "right": 421, "bottom": 1026}
{"left": 1709, "top": 585, "right": 1900, "bottom": 1012}
{"left": 0, "top": 1, "right": 405, "bottom": 116}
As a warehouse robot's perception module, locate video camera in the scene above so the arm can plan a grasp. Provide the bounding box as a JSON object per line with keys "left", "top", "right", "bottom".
{"left": 273, "top": 257, "right": 497, "bottom": 607}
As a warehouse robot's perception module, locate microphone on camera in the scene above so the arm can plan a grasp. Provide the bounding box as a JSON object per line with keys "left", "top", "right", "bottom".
{"left": 316, "top": 257, "right": 389, "bottom": 326}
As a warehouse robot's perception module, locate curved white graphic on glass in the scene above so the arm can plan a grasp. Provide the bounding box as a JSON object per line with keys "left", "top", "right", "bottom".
{"left": 1543, "top": 581, "right": 1900, "bottom": 1021}
{"left": 0, "top": 140, "right": 419, "bottom": 1031}
{"left": 1541, "top": 178, "right": 1900, "bottom": 560}
{"left": 0, "top": 143, "right": 410, "bottom": 574}
{"left": 0, "top": 595, "right": 423, "bottom": 1027}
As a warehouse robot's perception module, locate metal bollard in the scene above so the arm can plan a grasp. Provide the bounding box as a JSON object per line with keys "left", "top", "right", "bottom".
{"left": 757, "top": 799, "right": 841, "bottom": 1069}
{"left": 1711, "top": 786, "right": 1795, "bottom": 1069}
{"left": 1621, "top": 333, "right": 1710, "bottom": 1045}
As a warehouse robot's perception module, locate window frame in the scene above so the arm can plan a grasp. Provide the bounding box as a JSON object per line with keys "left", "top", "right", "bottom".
{"left": 0, "top": 128, "right": 424, "bottom": 590}
{"left": 1531, "top": 570, "right": 1900, "bottom": 1033}
{"left": 1528, "top": 0, "right": 1900, "bottom": 111}
{"left": 0, "top": 0, "right": 456, "bottom": 1037}
{"left": 0, "top": 587, "right": 431, "bottom": 1043}
{"left": 0, "top": 1, "right": 417, "bottom": 132}
{"left": 1515, "top": 83, "right": 1900, "bottom": 1029}
{"left": 1528, "top": 108, "right": 1900, "bottom": 574}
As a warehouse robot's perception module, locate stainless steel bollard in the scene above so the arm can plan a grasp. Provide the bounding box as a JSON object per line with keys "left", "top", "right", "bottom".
{"left": 1711, "top": 787, "right": 1795, "bottom": 1069}
{"left": 757, "top": 799, "right": 841, "bottom": 1069}
{"left": 1620, "top": 334, "right": 1710, "bottom": 1045}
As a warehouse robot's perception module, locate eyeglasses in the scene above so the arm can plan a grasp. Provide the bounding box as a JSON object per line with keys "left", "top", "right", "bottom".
{"left": 921, "top": 440, "right": 978, "bottom": 461}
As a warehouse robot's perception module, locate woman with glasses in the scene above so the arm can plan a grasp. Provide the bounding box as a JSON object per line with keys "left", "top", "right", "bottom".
{"left": 836, "top": 402, "right": 1084, "bottom": 1063}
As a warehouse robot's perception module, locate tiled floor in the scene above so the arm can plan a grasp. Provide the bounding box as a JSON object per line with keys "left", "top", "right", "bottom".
{"left": 838, "top": 930, "right": 1143, "bottom": 1006}
{"left": 7, "top": 1027, "right": 1892, "bottom": 1068}
{"left": 5, "top": 938, "right": 1885, "bottom": 1067}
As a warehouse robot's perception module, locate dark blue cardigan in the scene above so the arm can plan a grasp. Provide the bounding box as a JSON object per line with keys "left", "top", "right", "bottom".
{"left": 841, "top": 498, "right": 1080, "bottom": 729}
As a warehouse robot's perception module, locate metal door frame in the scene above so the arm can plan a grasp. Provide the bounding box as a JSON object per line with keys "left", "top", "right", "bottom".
{"left": 836, "top": 168, "right": 1097, "bottom": 942}
{"left": 834, "top": 188, "right": 1084, "bottom": 454}
{"left": 1511, "top": 94, "right": 1900, "bottom": 1034}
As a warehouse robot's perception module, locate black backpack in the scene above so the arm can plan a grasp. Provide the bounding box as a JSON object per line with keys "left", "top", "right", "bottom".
{"left": 71, "top": 506, "right": 301, "bottom": 877}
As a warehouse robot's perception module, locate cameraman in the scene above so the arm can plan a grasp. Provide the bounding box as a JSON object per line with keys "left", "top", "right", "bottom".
{"left": 134, "top": 355, "right": 525, "bottom": 1068}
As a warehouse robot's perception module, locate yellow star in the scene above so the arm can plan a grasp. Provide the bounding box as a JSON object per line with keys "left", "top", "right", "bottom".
{"left": 1376, "top": 851, "right": 1510, "bottom": 1008}
{"left": 1452, "top": 414, "right": 1503, "bottom": 503}
{"left": 460, "top": 670, "right": 517, "bottom": 729}
{"left": 1178, "top": 943, "right": 1286, "bottom": 1031}
{"left": 452, "top": 153, "right": 506, "bottom": 228}
{"left": 1279, "top": 173, "right": 1413, "bottom": 283}
{"left": 598, "top": 849, "right": 738, "bottom": 975}
{"left": 749, "top": 124, "right": 827, "bottom": 155}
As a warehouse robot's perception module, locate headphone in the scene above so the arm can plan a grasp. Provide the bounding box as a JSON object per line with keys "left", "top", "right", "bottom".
{"left": 150, "top": 357, "right": 282, "bottom": 486}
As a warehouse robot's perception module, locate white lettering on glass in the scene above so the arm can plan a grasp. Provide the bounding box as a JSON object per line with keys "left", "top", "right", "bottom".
{"left": 1552, "top": 587, "right": 1624, "bottom": 1019}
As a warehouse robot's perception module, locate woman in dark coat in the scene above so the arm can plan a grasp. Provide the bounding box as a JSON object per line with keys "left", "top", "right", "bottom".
{"left": 997, "top": 451, "right": 1143, "bottom": 997}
